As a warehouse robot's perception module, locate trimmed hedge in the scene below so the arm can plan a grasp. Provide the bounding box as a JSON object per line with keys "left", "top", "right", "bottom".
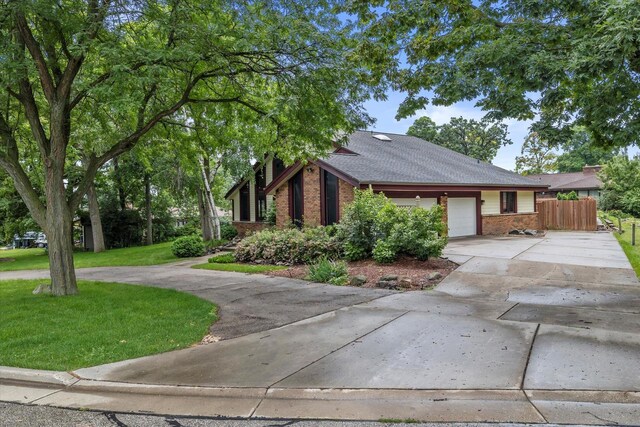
{"left": 171, "top": 235, "right": 205, "bottom": 258}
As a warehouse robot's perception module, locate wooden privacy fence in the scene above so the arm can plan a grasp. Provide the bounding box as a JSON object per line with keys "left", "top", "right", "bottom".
{"left": 537, "top": 198, "right": 598, "bottom": 231}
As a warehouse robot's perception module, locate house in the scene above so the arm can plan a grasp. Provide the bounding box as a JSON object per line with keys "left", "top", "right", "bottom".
{"left": 526, "top": 166, "right": 602, "bottom": 200}
{"left": 225, "top": 131, "right": 549, "bottom": 237}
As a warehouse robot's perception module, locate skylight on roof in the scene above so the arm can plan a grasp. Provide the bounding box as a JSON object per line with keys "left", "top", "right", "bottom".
{"left": 372, "top": 134, "right": 391, "bottom": 141}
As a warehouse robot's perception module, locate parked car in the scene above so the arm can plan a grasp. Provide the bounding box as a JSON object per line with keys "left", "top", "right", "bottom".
{"left": 13, "top": 231, "right": 44, "bottom": 249}
{"left": 35, "top": 233, "right": 47, "bottom": 248}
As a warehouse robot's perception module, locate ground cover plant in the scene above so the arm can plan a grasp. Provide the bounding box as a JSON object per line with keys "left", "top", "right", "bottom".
{"left": 0, "top": 242, "right": 178, "bottom": 272}
{"left": 0, "top": 280, "right": 216, "bottom": 371}
{"left": 601, "top": 211, "right": 640, "bottom": 278}
{"left": 307, "top": 258, "right": 349, "bottom": 285}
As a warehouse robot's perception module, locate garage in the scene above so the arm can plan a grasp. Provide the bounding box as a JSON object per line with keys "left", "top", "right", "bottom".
{"left": 447, "top": 197, "right": 477, "bottom": 237}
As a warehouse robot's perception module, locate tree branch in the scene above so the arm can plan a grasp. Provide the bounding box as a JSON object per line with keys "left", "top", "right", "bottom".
{"left": 15, "top": 12, "right": 55, "bottom": 102}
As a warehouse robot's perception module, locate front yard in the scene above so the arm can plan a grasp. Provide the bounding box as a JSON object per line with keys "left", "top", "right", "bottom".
{"left": 0, "top": 279, "right": 216, "bottom": 371}
{"left": 612, "top": 218, "right": 640, "bottom": 277}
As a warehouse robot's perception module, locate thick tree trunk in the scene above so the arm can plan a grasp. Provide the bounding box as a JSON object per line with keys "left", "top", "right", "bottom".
{"left": 200, "top": 159, "right": 220, "bottom": 240}
{"left": 45, "top": 174, "right": 78, "bottom": 296}
{"left": 197, "top": 188, "right": 213, "bottom": 241}
{"left": 144, "top": 173, "right": 153, "bottom": 245}
{"left": 87, "top": 183, "right": 106, "bottom": 253}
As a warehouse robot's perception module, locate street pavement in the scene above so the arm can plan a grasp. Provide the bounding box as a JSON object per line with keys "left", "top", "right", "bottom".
{"left": 1, "top": 231, "right": 639, "bottom": 425}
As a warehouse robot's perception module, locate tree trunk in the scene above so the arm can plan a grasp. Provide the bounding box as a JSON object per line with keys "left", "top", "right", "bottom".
{"left": 45, "top": 171, "right": 78, "bottom": 296}
{"left": 197, "top": 188, "right": 213, "bottom": 241}
{"left": 87, "top": 183, "right": 106, "bottom": 253}
{"left": 114, "top": 157, "right": 126, "bottom": 211}
{"left": 144, "top": 173, "right": 153, "bottom": 245}
{"left": 200, "top": 158, "right": 220, "bottom": 240}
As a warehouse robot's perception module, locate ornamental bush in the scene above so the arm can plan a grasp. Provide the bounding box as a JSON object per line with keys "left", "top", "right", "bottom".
{"left": 220, "top": 222, "right": 238, "bottom": 240}
{"left": 171, "top": 235, "right": 205, "bottom": 258}
{"left": 307, "top": 257, "right": 349, "bottom": 285}
{"left": 339, "top": 188, "right": 448, "bottom": 263}
{"left": 234, "top": 226, "right": 341, "bottom": 265}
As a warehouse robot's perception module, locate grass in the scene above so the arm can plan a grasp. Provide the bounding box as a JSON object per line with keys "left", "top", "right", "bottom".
{"left": 207, "top": 253, "right": 235, "bottom": 263}
{"left": 193, "top": 262, "right": 286, "bottom": 274}
{"left": 0, "top": 242, "right": 178, "bottom": 271}
{"left": 0, "top": 279, "right": 216, "bottom": 371}
{"left": 600, "top": 212, "right": 640, "bottom": 278}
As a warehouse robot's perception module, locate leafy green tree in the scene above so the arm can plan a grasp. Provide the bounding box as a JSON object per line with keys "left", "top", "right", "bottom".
{"left": 556, "top": 128, "right": 620, "bottom": 172}
{"left": 0, "top": 0, "right": 375, "bottom": 295}
{"left": 408, "top": 116, "right": 511, "bottom": 163}
{"left": 407, "top": 116, "right": 438, "bottom": 142}
{"left": 515, "top": 133, "right": 557, "bottom": 175}
{"left": 599, "top": 156, "right": 640, "bottom": 217}
{"left": 349, "top": 0, "right": 640, "bottom": 149}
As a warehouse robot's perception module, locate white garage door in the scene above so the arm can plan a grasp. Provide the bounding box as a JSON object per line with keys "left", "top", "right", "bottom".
{"left": 391, "top": 198, "right": 437, "bottom": 209}
{"left": 447, "top": 197, "right": 477, "bottom": 237}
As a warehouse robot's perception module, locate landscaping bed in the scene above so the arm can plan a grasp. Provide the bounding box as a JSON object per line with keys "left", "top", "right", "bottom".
{"left": 269, "top": 256, "right": 457, "bottom": 290}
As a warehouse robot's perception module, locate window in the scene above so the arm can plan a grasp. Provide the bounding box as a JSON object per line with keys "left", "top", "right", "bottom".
{"left": 256, "top": 167, "right": 267, "bottom": 221}
{"left": 323, "top": 171, "right": 339, "bottom": 225}
{"left": 239, "top": 182, "right": 250, "bottom": 221}
{"left": 272, "top": 157, "right": 286, "bottom": 179}
{"left": 289, "top": 170, "right": 303, "bottom": 228}
{"left": 501, "top": 191, "right": 517, "bottom": 214}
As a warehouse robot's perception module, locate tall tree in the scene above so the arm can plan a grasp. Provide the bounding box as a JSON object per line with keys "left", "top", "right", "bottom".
{"left": 0, "top": 0, "right": 374, "bottom": 295}
{"left": 407, "top": 116, "right": 511, "bottom": 163}
{"left": 515, "top": 133, "right": 557, "bottom": 175}
{"left": 599, "top": 156, "right": 640, "bottom": 217}
{"left": 556, "top": 128, "right": 620, "bottom": 173}
{"left": 349, "top": 0, "right": 640, "bottom": 149}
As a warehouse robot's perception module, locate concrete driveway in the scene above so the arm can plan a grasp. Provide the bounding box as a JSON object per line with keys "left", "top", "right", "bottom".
{"left": 1, "top": 231, "right": 639, "bottom": 424}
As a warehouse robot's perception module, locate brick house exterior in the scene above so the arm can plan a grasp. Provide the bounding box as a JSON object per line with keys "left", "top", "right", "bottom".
{"left": 226, "top": 131, "right": 548, "bottom": 237}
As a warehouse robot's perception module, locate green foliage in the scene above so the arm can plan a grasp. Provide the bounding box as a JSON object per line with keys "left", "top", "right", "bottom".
{"left": 372, "top": 240, "right": 397, "bottom": 264}
{"left": 0, "top": 279, "right": 216, "bottom": 371}
{"left": 101, "top": 207, "right": 144, "bottom": 249}
{"left": 171, "top": 235, "right": 205, "bottom": 258}
{"left": 515, "top": 133, "right": 558, "bottom": 175}
{"left": 556, "top": 128, "right": 619, "bottom": 173}
{"left": 408, "top": 116, "right": 511, "bottom": 163}
{"left": 339, "top": 188, "right": 448, "bottom": 263}
{"left": 307, "top": 258, "right": 349, "bottom": 286}
{"left": 266, "top": 201, "right": 277, "bottom": 226}
{"left": 599, "top": 157, "right": 640, "bottom": 217}
{"left": 557, "top": 191, "right": 579, "bottom": 201}
{"left": 208, "top": 253, "right": 235, "bottom": 263}
{"left": 349, "top": 0, "right": 640, "bottom": 149}
{"left": 338, "top": 188, "right": 389, "bottom": 260}
{"left": 192, "top": 262, "right": 286, "bottom": 274}
{"left": 234, "top": 226, "right": 342, "bottom": 265}
{"left": 220, "top": 223, "right": 238, "bottom": 241}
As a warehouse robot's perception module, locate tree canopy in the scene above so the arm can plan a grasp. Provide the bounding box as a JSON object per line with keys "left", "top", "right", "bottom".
{"left": 0, "top": 0, "right": 377, "bottom": 295}
{"left": 515, "top": 132, "right": 557, "bottom": 175}
{"left": 556, "top": 128, "right": 620, "bottom": 173}
{"left": 349, "top": 0, "right": 640, "bottom": 149}
{"left": 407, "top": 116, "right": 511, "bottom": 163}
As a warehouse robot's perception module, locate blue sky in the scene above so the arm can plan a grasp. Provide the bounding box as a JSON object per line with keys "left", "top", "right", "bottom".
{"left": 362, "top": 90, "right": 639, "bottom": 172}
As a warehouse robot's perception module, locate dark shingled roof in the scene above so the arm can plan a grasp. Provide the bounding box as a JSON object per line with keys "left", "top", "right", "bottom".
{"left": 526, "top": 170, "right": 602, "bottom": 191}
{"left": 321, "top": 131, "right": 545, "bottom": 187}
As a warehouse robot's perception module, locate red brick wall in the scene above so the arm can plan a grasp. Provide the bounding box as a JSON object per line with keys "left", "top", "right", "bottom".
{"left": 482, "top": 213, "right": 539, "bottom": 235}
{"left": 303, "top": 166, "right": 321, "bottom": 227}
{"left": 338, "top": 179, "right": 355, "bottom": 219}
{"left": 232, "top": 221, "right": 268, "bottom": 237}
{"left": 274, "top": 184, "right": 289, "bottom": 228}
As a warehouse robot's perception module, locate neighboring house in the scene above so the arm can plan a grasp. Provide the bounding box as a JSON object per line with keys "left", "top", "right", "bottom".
{"left": 527, "top": 166, "right": 602, "bottom": 200}
{"left": 225, "top": 131, "right": 548, "bottom": 237}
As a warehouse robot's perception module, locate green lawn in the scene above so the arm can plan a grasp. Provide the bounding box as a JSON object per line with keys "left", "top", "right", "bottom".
{"left": 612, "top": 218, "right": 640, "bottom": 278}
{"left": 0, "top": 242, "right": 178, "bottom": 271}
{"left": 0, "top": 279, "right": 216, "bottom": 371}
{"left": 192, "top": 262, "right": 287, "bottom": 274}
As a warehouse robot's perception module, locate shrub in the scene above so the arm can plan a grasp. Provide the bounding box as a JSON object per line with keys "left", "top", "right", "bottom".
{"left": 557, "top": 191, "right": 579, "bottom": 200}
{"left": 220, "top": 223, "right": 238, "bottom": 240}
{"left": 372, "top": 239, "right": 397, "bottom": 263}
{"left": 266, "top": 201, "right": 277, "bottom": 226}
{"left": 338, "top": 188, "right": 448, "bottom": 263}
{"left": 171, "top": 235, "right": 205, "bottom": 258}
{"left": 234, "top": 226, "right": 341, "bottom": 265}
{"left": 307, "top": 257, "right": 349, "bottom": 285}
{"left": 208, "top": 253, "right": 235, "bottom": 263}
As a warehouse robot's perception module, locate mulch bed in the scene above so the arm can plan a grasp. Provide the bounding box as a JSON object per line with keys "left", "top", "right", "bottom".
{"left": 268, "top": 256, "right": 458, "bottom": 291}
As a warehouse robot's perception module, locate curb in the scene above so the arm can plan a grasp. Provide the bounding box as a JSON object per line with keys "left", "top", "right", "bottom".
{"left": 2, "top": 367, "right": 639, "bottom": 425}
